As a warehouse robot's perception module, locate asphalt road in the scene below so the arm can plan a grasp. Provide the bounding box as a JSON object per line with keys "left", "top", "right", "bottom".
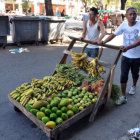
{"left": 0, "top": 41, "right": 140, "bottom": 140}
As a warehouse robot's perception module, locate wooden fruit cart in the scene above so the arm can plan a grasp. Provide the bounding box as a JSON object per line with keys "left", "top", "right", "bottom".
{"left": 8, "top": 36, "right": 122, "bottom": 140}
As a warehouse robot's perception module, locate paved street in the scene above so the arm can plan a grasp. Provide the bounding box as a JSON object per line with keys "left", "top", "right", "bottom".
{"left": 0, "top": 33, "right": 140, "bottom": 140}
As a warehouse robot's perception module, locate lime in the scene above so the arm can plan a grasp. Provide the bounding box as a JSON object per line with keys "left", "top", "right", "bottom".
{"left": 89, "top": 95, "right": 93, "bottom": 99}
{"left": 36, "top": 111, "right": 45, "bottom": 120}
{"left": 72, "top": 91, "right": 77, "bottom": 96}
{"left": 50, "top": 113, "right": 57, "bottom": 121}
{"left": 67, "top": 110, "right": 74, "bottom": 118}
{"left": 51, "top": 107, "right": 58, "bottom": 113}
{"left": 67, "top": 104, "right": 73, "bottom": 110}
{"left": 56, "top": 117, "right": 63, "bottom": 125}
{"left": 40, "top": 107, "right": 46, "bottom": 113}
{"left": 47, "top": 104, "right": 51, "bottom": 109}
{"left": 61, "top": 113, "right": 68, "bottom": 121}
{"left": 79, "top": 106, "right": 84, "bottom": 111}
{"left": 50, "top": 99, "right": 59, "bottom": 107}
{"left": 45, "top": 108, "right": 51, "bottom": 115}
{"left": 74, "top": 99, "right": 79, "bottom": 104}
{"left": 61, "top": 106, "right": 67, "bottom": 113}
{"left": 42, "top": 116, "right": 50, "bottom": 124}
{"left": 56, "top": 110, "right": 62, "bottom": 117}
{"left": 72, "top": 106, "right": 79, "bottom": 114}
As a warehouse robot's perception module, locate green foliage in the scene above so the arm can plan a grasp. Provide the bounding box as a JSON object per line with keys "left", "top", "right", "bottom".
{"left": 111, "top": 84, "right": 122, "bottom": 102}
{"left": 126, "top": 0, "right": 140, "bottom": 13}
{"left": 55, "top": 64, "right": 88, "bottom": 85}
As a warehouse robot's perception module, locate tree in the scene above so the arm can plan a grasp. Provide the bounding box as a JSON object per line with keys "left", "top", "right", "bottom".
{"left": 121, "top": 0, "right": 127, "bottom": 10}
{"left": 22, "top": 0, "right": 29, "bottom": 15}
{"left": 126, "top": 0, "right": 140, "bottom": 13}
{"left": 44, "top": 0, "right": 53, "bottom": 16}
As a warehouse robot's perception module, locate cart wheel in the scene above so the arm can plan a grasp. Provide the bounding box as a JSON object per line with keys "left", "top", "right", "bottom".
{"left": 14, "top": 106, "right": 21, "bottom": 113}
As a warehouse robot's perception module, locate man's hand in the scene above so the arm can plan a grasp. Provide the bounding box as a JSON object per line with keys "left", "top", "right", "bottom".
{"left": 120, "top": 46, "right": 129, "bottom": 52}
{"left": 98, "top": 40, "right": 104, "bottom": 45}
{"left": 92, "top": 40, "right": 97, "bottom": 44}
{"left": 79, "top": 37, "right": 84, "bottom": 41}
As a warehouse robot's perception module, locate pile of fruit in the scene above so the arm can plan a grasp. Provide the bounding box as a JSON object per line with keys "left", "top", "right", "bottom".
{"left": 10, "top": 74, "right": 76, "bottom": 106}
{"left": 71, "top": 52, "right": 106, "bottom": 78}
{"left": 81, "top": 80, "right": 105, "bottom": 97}
{"left": 25, "top": 86, "right": 98, "bottom": 129}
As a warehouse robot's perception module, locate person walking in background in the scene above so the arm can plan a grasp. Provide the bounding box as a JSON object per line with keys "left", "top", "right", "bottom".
{"left": 99, "top": 7, "right": 140, "bottom": 105}
{"left": 103, "top": 13, "right": 108, "bottom": 28}
{"left": 79, "top": 7, "right": 105, "bottom": 58}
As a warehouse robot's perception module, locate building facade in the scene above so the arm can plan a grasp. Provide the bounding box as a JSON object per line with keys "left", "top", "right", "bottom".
{"left": 0, "top": 0, "right": 83, "bottom": 16}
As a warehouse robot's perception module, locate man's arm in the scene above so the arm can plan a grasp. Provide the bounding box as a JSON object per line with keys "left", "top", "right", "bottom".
{"left": 121, "top": 36, "right": 140, "bottom": 52}
{"left": 103, "top": 34, "right": 116, "bottom": 44}
{"left": 97, "top": 21, "right": 106, "bottom": 43}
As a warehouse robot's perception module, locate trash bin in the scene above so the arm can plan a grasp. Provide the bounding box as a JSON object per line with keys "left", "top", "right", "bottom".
{"left": 0, "top": 16, "right": 10, "bottom": 48}
{"left": 40, "top": 17, "right": 66, "bottom": 44}
{"left": 12, "top": 16, "right": 40, "bottom": 47}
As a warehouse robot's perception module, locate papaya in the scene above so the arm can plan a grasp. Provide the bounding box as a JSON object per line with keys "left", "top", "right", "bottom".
{"left": 46, "top": 121, "right": 56, "bottom": 129}
{"left": 33, "top": 101, "right": 47, "bottom": 109}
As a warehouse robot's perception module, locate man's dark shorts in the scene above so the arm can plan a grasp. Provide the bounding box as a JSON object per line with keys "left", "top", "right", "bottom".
{"left": 121, "top": 56, "right": 140, "bottom": 83}
{"left": 85, "top": 48, "right": 99, "bottom": 58}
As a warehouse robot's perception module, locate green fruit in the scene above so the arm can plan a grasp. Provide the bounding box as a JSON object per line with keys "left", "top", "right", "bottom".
{"left": 61, "top": 113, "right": 68, "bottom": 121}
{"left": 46, "top": 121, "right": 56, "bottom": 129}
{"left": 61, "top": 106, "right": 67, "bottom": 113}
{"left": 62, "top": 93, "right": 67, "bottom": 98}
{"left": 50, "top": 113, "right": 57, "bottom": 120}
{"left": 25, "top": 104, "right": 33, "bottom": 112}
{"left": 57, "top": 93, "right": 61, "bottom": 97}
{"left": 56, "top": 117, "right": 63, "bottom": 125}
{"left": 42, "top": 116, "right": 50, "bottom": 124}
{"left": 45, "top": 109, "right": 51, "bottom": 115}
{"left": 50, "top": 99, "right": 60, "bottom": 107}
{"left": 36, "top": 112, "right": 45, "bottom": 120}
{"left": 54, "top": 97, "right": 61, "bottom": 101}
{"left": 40, "top": 107, "right": 46, "bottom": 113}
{"left": 30, "top": 109, "right": 39, "bottom": 115}
{"left": 72, "top": 91, "right": 77, "bottom": 96}
{"left": 67, "top": 104, "right": 73, "bottom": 110}
{"left": 74, "top": 99, "right": 79, "bottom": 104}
{"left": 89, "top": 95, "right": 93, "bottom": 99}
{"left": 51, "top": 107, "right": 58, "bottom": 113}
{"left": 56, "top": 110, "right": 62, "bottom": 117}
{"left": 47, "top": 104, "right": 51, "bottom": 109}
{"left": 59, "top": 98, "right": 69, "bottom": 107}
{"left": 72, "top": 106, "right": 79, "bottom": 114}
{"left": 79, "top": 106, "right": 84, "bottom": 111}
{"left": 68, "top": 92, "right": 72, "bottom": 98}
{"left": 67, "top": 110, "right": 74, "bottom": 118}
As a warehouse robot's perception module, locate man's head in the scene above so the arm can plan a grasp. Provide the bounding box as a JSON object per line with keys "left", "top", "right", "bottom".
{"left": 126, "top": 7, "right": 137, "bottom": 24}
{"left": 88, "top": 7, "right": 98, "bottom": 21}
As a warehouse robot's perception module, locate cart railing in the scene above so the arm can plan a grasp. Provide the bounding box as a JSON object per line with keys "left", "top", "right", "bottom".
{"left": 54, "top": 36, "right": 122, "bottom": 122}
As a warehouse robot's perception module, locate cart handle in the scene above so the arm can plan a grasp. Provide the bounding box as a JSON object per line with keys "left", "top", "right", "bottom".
{"left": 69, "top": 36, "right": 121, "bottom": 50}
